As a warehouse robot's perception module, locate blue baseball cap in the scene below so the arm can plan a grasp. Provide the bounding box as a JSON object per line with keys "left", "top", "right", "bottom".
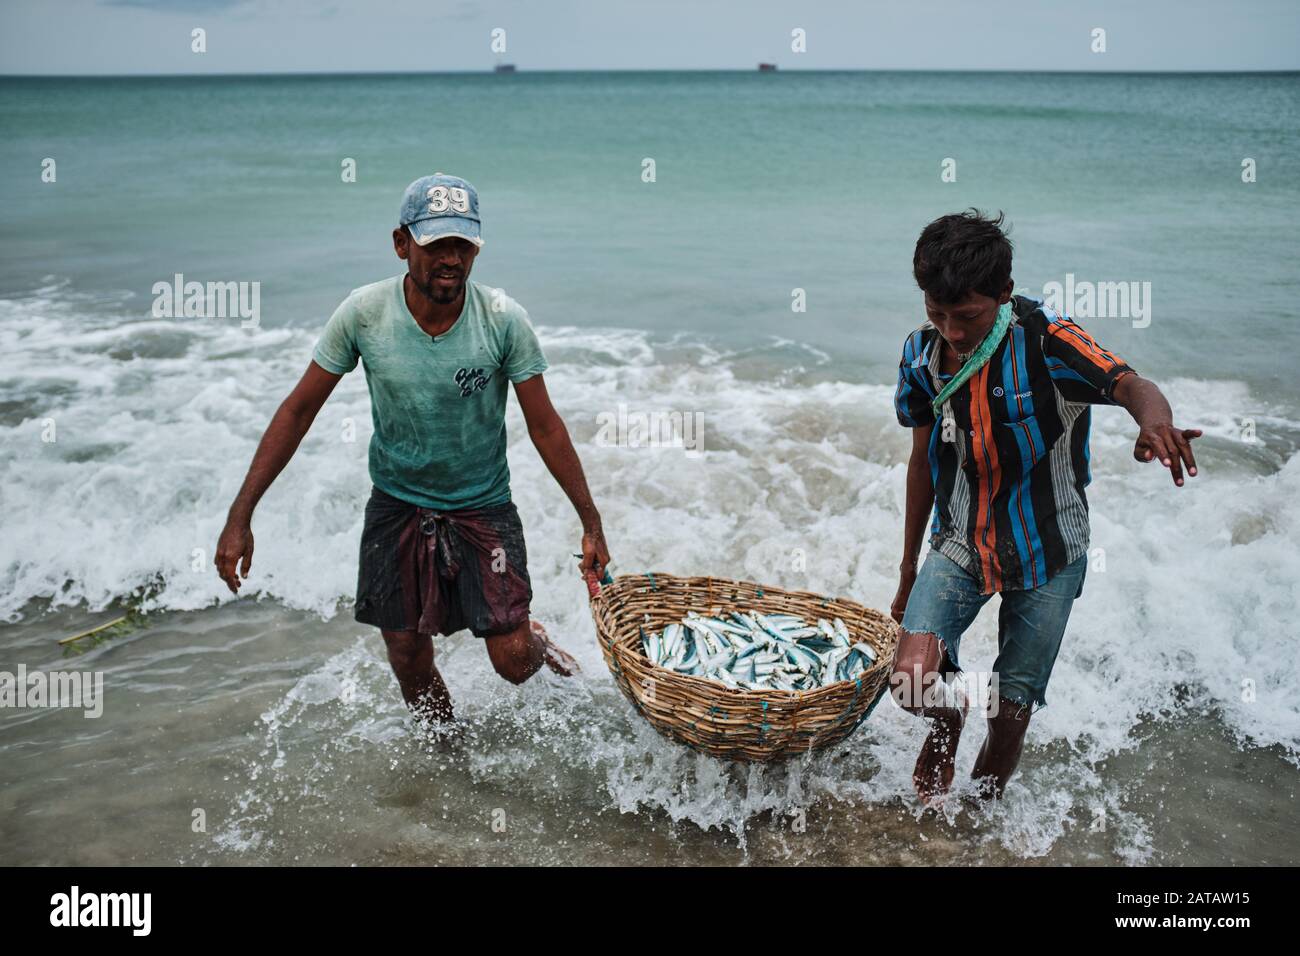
{"left": 398, "top": 173, "right": 483, "bottom": 248}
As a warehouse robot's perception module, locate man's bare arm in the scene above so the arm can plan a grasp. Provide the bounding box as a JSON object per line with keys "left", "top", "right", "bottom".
{"left": 1112, "top": 373, "right": 1202, "bottom": 487}
{"left": 215, "top": 361, "right": 342, "bottom": 593}
{"left": 512, "top": 374, "right": 611, "bottom": 583}
{"left": 892, "top": 422, "right": 936, "bottom": 624}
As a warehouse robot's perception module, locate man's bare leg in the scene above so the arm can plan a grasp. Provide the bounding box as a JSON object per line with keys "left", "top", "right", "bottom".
{"left": 891, "top": 629, "right": 967, "bottom": 807}
{"left": 380, "top": 628, "right": 454, "bottom": 722}
{"left": 484, "top": 619, "right": 578, "bottom": 683}
{"left": 969, "top": 696, "right": 1033, "bottom": 800}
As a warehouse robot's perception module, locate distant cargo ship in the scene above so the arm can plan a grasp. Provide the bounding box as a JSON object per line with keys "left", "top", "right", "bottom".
{"left": 495, "top": 64, "right": 517, "bottom": 73}
{"left": 758, "top": 63, "right": 778, "bottom": 72}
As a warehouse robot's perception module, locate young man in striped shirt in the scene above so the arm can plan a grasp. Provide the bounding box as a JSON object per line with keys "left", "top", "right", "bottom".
{"left": 890, "top": 210, "right": 1201, "bottom": 806}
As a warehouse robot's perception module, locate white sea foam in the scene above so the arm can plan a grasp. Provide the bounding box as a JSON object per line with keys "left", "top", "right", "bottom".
{"left": 3, "top": 286, "right": 1298, "bottom": 859}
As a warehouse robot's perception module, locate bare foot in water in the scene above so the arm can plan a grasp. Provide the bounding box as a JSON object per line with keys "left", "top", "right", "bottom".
{"left": 958, "top": 778, "right": 1000, "bottom": 813}
{"left": 531, "top": 620, "right": 580, "bottom": 676}
{"left": 412, "top": 714, "right": 466, "bottom": 755}
{"left": 912, "top": 693, "right": 969, "bottom": 808}
{"left": 408, "top": 685, "right": 455, "bottom": 726}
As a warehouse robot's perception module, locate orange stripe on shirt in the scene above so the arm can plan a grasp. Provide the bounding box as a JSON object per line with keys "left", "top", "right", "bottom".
{"left": 1050, "top": 319, "right": 1121, "bottom": 372}
{"left": 967, "top": 363, "right": 1003, "bottom": 592}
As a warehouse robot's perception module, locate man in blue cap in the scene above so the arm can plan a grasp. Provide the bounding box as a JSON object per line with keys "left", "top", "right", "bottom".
{"left": 215, "top": 174, "right": 611, "bottom": 723}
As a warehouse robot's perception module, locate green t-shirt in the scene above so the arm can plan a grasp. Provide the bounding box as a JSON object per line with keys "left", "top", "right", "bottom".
{"left": 312, "top": 274, "right": 549, "bottom": 510}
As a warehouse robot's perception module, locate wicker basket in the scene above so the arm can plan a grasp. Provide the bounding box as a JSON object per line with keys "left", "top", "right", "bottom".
{"left": 589, "top": 573, "right": 898, "bottom": 762}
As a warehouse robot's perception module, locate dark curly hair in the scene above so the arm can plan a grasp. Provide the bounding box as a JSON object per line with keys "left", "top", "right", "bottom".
{"left": 912, "top": 209, "right": 1013, "bottom": 305}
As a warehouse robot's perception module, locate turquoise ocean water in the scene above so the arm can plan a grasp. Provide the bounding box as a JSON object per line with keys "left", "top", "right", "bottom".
{"left": 4, "top": 71, "right": 1299, "bottom": 389}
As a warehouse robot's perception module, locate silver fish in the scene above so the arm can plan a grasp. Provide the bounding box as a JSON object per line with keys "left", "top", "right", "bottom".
{"left": 851, "top": 641, "right": 878, "bottom": 664}
{"left": 644, "top": 611, "right": 876, "bottom": 690}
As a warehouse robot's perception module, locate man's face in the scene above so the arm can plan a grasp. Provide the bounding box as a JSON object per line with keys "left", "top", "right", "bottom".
{"left": 924, "top": 285, "right": 1011, "bottom": 360}
{"left": 393, "top": 229, "right": 479, "bottom": 305}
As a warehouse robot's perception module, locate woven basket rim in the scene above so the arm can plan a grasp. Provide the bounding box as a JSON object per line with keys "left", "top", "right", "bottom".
{"left": 592, "top": 572, "right": 894, "bottom": 699}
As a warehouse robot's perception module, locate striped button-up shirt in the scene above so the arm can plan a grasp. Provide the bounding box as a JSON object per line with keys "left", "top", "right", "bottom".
{"left": 893, "top": 295, "right": 1136, "bottom": 594}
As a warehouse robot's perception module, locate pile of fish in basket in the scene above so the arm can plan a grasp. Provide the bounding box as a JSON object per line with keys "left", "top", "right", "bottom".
{"left": 641, "top": 611, "right": 878, "bottom": 691}
{"left": 589, "top": 573, "right": 899, "bottom": 762}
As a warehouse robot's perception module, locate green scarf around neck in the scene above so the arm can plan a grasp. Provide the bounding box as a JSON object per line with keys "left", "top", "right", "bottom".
{"left": 930, "top": 300, "right": 1015, "bottom": 417}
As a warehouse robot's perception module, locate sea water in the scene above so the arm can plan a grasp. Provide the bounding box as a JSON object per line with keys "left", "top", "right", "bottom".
{"left": 1, "top": 71, "right": 1297, "bottom": 864}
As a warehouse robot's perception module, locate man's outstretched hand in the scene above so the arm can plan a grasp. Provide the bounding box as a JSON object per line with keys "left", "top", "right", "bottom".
{"left": 215, "top": 520, "right": 254, "bottom": 594}
{"left": 1134, "top": 423, "right": 1202, "bottom": 487}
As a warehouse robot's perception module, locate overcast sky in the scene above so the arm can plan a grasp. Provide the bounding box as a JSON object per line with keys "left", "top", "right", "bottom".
{"left": 2, "top": 0, "right": 1297, "bottom": 74}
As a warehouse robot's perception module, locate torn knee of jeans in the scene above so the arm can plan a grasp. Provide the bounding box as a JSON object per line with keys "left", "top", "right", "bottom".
{"left": 936, "top": 636, "right": 961, "bottom": 676}
{"left": 900, "top": 625, "right": 960, "bottom": 667}
{"left": 902, "top": 629, "right": 957, "bottom": 677}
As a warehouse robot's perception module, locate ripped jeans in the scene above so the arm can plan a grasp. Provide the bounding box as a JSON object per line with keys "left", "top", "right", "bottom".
{"left": 899, "top": 550, "right": 1088, "bottom": 712}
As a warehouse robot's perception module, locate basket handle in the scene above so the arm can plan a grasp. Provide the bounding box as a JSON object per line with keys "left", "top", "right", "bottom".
{"left": 574, "top": 554, "right": 615, "bottom": 602}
